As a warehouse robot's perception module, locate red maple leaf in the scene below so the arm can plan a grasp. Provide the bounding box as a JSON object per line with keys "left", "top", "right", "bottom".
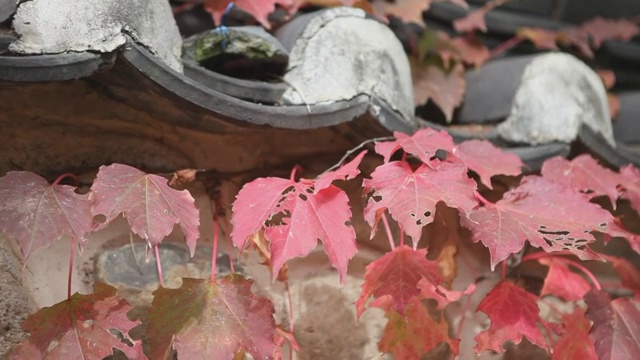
{"left": 0, "top": 172, "right": 93, "bottom": 261}
{"left": 584, "top": 290, "right": 640, "bottom": 359}
{"left": 576, "top": 16, "right": 640, "bottom": 49}
{"left": 10, "top": 283, "right": 145, "bottom": 360}
{"left": 475, "top": 280, "right": 549, "bottom": 353}
{"left": 90, "top": 164, "right": 200, "bottom": 256}
{"left": 204, "top": 0, "right": 292, "bottom": 29}
{"left": 355, "top": 245, "right": 442, "bottom": 318}
{"left": 552, "top": 307, "right": 597, "bottom": 360}
{"left": 541, "top": 154, "right": 622, "bottom": 209}
{"left": 462, "top": 176, "right": 611, "bottom": 269}
{"left": 597, "top": 69, "right": 617, "bottom": 90}
{"left": 518, "top": 27, "right": 560, "bottom": 50}
{"left": 448, "top": 34, "right": 490, "bottom": 67}
{"left": 363, "top": 160, "right": 477, "bottom": 247}
{"left": 377, "top": 296, "right": 460, "bottom": 358}
{"left": 374, "top": 128, "right": 455, "bottom": 164}
{"left": 619, "top": 164, "right": 640, "bottom": 214}
{"left": 452, "top": 140, "right": 524, "bottom": 188}
{"left": 453, "top": 0, "right": 506, "bottom": 33}
{"left": 147, "top": 276, "right": 277, "bottom": 360}
{"left": 539, "top": 257, "right": 591, "bottom": 301}
{"left": 412, "top": 62, "right": 466, "bottom": 121}
{"left": 372, "top": 0, "right": 467, "bottom": 25}
{"left": 423, "top": 31, "right": 489, "bottom": 68}
{"left": 231, "top": 152, "right": 365, "bottom": 283}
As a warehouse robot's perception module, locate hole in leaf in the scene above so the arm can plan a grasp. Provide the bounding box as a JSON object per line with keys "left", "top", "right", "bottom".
{"left": 410, "top": 213, "right": 416, "bottom": 218}
{"left": 577, "top": 245, "right": 586, "bottom": 250}
{"left": 544, "top": 238, "right": 553, "bottom": 247}
{"left": 344, "top": 220, "right": 352, "bottom": 227}
{"left": 538, "top": 229, "right": 569, "bottom": 236}
{"left": 94, "top": 214, "right": 107, "bottom": 224}
{"left": 432, "top": 149, "right": 448, "bottom": 161}
{"left": 298, "top": 193, "right": 308, "bottom": 201}
{"left": 416, "top": 219, "right": 422, "bottom": 226}
{"left": 424, "top": 211, "right": 431, "bottom": 217}
{"left": 266, "top": 211, "right": 290, "bottom": 226}
{"left": 575, "top": 239, "right": 588, "bottom": 244}
{"left": 599, "top": 223, "right": 607, "bottom": 228}
{"left": 306, "top": 187, "right": 314, "bottom": 194}
{"left": 372, "top": 195, "right": 382, "bottom": 202}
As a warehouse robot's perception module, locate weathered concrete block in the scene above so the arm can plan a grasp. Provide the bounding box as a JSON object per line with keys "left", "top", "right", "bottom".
{"left": 10, "top": 0, "right": 183, "bottom": 72}
{"left": 497, "top": 52, "right": 614, "bottom": 146}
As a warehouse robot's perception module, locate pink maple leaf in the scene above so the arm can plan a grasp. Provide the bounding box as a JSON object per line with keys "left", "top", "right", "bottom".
{"left": 462, "top": 176, "right": 611, "bottom": 269}
{"left": 11, "top": 283, "right": 146, "bottom": 360}
{"left": 363, "top": 160, "right": 477, "bottom": 247}
{"left": 539, "top": 257, "right": 591, "bottom": 301}
{"left": 374, "top": 128, "right": 455, "bottom": 164}
{"left": 90, "top": 164, "right": 200, "bottom": 256}
{"left": 475, "top": 280, "right": 549, "bottom": 353}
{"left": 584, "top": 290, "right": 640, "bottom": 359}
{"left": 231, "top": 153, "right": 365, "bottom": 284}
{"left": 619, "top": 164, "right": 640, "bottom": 214}
{"left": 355, "top": 245, "right": 441, "bottom": 318}
{"left": 541, "top": 154, "right": 622, "bottom": 209}
{"left": 0, "top": 172, "right": 92, "bottom": 261}
{"left": 148, "top": 276, "right": 276, "bottom": 360}
{"left": 452, "top": 140, "right": 524, "bottom": 188}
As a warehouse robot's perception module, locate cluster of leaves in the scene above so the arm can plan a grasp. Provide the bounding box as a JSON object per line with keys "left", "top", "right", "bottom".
{"left": 230, "top": 128, "right": 640, "bottom": 358}
{"left": 3, "top": 129, "right": 640, "bottom": 358}
{"left": 0, "top": 165, "right": 279, "bottom": 359}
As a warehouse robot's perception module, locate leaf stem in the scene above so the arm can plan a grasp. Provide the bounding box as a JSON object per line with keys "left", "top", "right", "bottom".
{"left": 501, "top": 261, "right": 507, "bottom": 280}
{"left": 212, "top": 206, "right": 219, "bottom": 282}
{"left": 53, "top": 173, "right": 79, "bottom": 187}
{"left": 67, "top": 236, "right": 76, "bottom": 300}
{"left": 285, "top": 279, "right": 295, "bottom": 360}
{"left": 381, "top": 212, "right": 396, "bottom": 250}
{"left": 474, "top": 191, "right": 492, "bottom": 206}
{"left": 455, "top": 291, "right": 474, "bottom": 339}
{"left": 289, "top": 165, "right": 303, "bottom": 182}
{"left": 154, "top": 245, "right": 165, "bottom": 288}
{"left": 522, "top": 252, "right": 602, "bottom": 290}
{"left": 399, "top": 225, "right": 405, "bottom": 247}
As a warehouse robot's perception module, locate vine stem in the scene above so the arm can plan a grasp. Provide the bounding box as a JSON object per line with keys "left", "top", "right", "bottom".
{"left": 53, "top": 173, "right": 79, "bottom": 186}
{"left": 67, "top": 236, "right": 76, "bottom": 300}
{"left": 154, "top": 245, "right": 165, "bottom": 288}
{"left": 522, "top": 252, "right": 602, "bottom": 290}
{"left": 489, "top": 35, "right": 525, "bottom": 59}
{"left": 381, "top": 212, "right": 396, "bottom": 250}
{"left": 316, "top": 136, "right": 393, "bottom": 178}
